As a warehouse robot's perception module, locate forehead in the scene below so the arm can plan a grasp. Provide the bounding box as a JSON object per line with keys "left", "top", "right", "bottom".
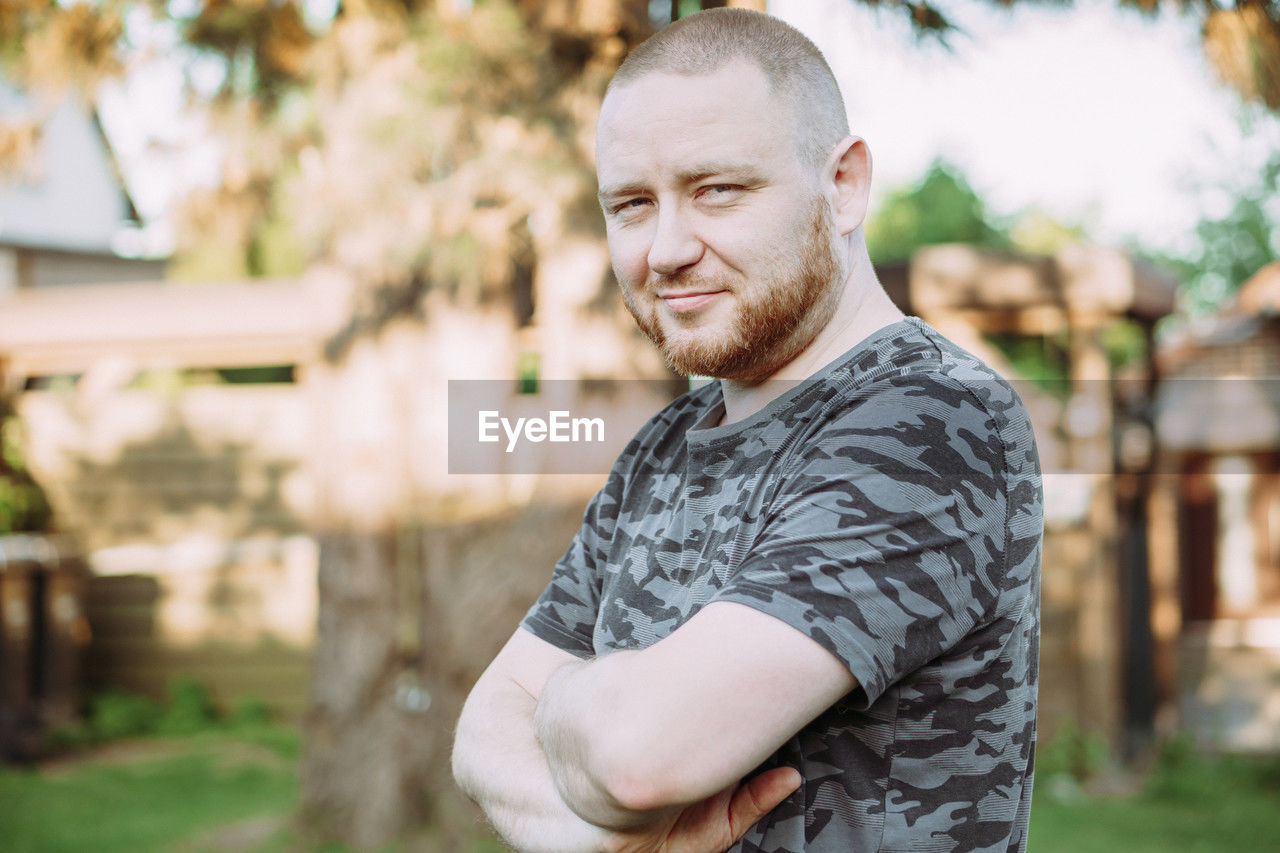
{"left": 596, "top": 59, "right": 803, "bottom": 186}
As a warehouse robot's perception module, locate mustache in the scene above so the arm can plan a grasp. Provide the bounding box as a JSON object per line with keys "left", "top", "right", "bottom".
{"left": 646, "top": 270, "right": 736, "bottom": 293}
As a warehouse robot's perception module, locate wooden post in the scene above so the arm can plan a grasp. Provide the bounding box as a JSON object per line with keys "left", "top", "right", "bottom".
{"left": 0, "top": 560, "right": 34, "bottom": 760}
{"left": 1065, "top": 314, "right": 1125, "bottom": 751}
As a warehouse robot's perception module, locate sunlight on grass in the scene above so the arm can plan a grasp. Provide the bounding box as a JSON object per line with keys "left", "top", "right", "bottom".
{"left": 0, "top": 729, "right": 299, "bottom": 853}
{"left": 2, "top": 724, "right": 1279, "bottom": 852}
{"left": 1029, "top": 742, "right": 1280, "bottom": 852}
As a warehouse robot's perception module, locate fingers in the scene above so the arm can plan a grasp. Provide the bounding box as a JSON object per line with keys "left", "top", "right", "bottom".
{"left": 725, "top": 767, "right": 801, "bottom": 841}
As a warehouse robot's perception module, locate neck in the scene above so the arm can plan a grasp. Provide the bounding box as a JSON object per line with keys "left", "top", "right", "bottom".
{"left": 717, "top": 241, "right": 904, "bottom": 427}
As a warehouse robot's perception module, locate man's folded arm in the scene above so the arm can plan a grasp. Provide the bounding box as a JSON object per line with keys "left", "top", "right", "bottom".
{"left": 534, "top": 600, "right": 858, "bottom": 827}
{"left": 451, "top": 628, "right": 620, "bottom": 853}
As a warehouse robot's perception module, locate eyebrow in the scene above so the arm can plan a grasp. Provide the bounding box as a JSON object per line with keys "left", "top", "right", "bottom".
{"left": 597, "top": 162, "right": 765, "bottom": 204}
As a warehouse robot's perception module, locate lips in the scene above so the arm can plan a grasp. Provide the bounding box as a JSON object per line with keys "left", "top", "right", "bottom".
{"left": 659, "top": 290, "right": 727, "bottom": 313}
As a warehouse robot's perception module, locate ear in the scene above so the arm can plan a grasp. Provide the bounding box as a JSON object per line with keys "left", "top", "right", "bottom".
{"left": 824, "top": 136, "right": 871, "bottom": 237}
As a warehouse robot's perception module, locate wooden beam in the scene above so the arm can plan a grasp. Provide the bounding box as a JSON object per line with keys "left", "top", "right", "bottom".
{"left": 0, "top": 275, "right": 347, "bottom": 377}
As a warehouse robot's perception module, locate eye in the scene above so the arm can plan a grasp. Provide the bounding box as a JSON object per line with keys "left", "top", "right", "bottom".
{"left": 700, "top": 184, "right": 744, "bottom": 202}
{"left": 610, "top": 198, "right": 650, "bottom": 216}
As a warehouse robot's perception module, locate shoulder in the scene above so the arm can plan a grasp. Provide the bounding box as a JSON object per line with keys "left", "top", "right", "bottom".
{"left": 782, "top": 320, "right": 1035, "bottom": 499}
{"left": 822, "top": 318, "right": 1035, "bottom": 451}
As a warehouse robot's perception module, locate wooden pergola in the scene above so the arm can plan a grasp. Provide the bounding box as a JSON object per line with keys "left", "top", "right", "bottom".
{"left": 0, "top": 274, "right": 348, "bottom": 388}
{"left": 906, "top": 242, "right": 1180, "bottom": 753}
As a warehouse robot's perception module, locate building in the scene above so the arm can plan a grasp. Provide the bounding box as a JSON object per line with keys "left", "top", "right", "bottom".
{"left": 0, "top": 80, "right": 166, "bottom": 294}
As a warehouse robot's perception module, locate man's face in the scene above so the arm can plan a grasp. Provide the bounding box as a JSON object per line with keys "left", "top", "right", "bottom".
{"left": 596, "top": 60, "right": 845, "bottom": 381}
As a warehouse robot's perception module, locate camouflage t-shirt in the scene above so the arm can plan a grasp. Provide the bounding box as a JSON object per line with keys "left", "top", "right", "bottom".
{"left": 521, "top": 317, "right": 1043, "bottom": 852}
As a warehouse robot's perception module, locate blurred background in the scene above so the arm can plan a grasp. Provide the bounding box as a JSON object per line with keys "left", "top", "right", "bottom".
{"left": 0, "top": 0, "right": 1278, "bottom": 850}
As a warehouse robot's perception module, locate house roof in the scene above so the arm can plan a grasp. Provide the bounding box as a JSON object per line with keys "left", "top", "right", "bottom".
{"left": 0, "top": 80, "right": 145, "bottom": 254}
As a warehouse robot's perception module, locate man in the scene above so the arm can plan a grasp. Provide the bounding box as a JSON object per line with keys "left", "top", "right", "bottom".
{"left": 452, "top": 8, "right": 1042, "bottom": 853}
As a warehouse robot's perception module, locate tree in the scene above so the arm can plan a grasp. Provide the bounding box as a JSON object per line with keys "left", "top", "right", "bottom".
{"left": 866, "top": 158, "right": 1011, "bottom": 264}
{"left": 0, "top": 405, "right": 50, "bottom": 535}
{"left": 1158, "top": 146, "right": 1280, "bottom": 313}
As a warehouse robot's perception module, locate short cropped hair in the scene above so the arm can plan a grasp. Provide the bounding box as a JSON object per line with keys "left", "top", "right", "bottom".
{"left": 609, "top": 8, "right": 850, "bottom": 170}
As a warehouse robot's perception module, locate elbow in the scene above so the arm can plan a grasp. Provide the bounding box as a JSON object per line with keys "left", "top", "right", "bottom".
{"left": 449, "top": 734, "right": 472, "bottom": 796}
{"left": 450, "top": 708, "right": 483, "bottom": 799}
{"left": 449, "top": 735, "right": 471, "bottom": 793}
{"left": 594, "top": 760, "right": 668, "bottom": 814}
{"left": 585, "top": 723, "right": 693, "bottom": 813}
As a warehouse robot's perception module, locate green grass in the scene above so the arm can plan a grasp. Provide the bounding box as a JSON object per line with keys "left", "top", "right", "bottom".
{"left": 3, "top": 725, "right": 1278, "bottom": 852}
{"left": 0, "top": 725, "right": 505, "bottom": 853}
{"left": 1029, "top": 749, "right": 1280, "bottom": 852}
{"left": 0, "top": 728, "right": 301, "bottom": 853}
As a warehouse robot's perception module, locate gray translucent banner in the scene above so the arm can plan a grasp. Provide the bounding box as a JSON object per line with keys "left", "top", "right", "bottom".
{"left": 447, "top": 377, "right": 1280, "bottom": 475}
{"left": 448, "top": 379, "right": 682, "bottom": 475}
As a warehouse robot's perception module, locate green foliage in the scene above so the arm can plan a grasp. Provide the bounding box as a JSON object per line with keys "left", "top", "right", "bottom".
{"left": 227, "top": 695, "right": 275, "bottom": 729}
{"left": 214, "top": 365, "right": 295, "bottom": 384}
{"left": 1036, "top": 725, "right": 1112, "bottom": 783}
{"left": 1098, "top": 319, "right": 1149, "bottom": 370}
{"left": 67, "top": 680, "right": 275, "bottom": 747}
{"left": 1144, "top": 733, "right": 1209, "bottom": 801}
{"left": 1157, "top": 147, "right": 1280, "bottom": 314}
{"left": 87, "top": 690, "right": 164, "bottom": 741}
{"left": 42, "top": 720, "right": 96, "bottom": 752}
{"left": 985, "top": 333, "right": 1070, "bottom": 395}
{"left": 249, "top": 193, "right": 309, "bottom": 278}
{"left": 156, "top": 678, "right": 219, "bottom": 736}
{"left": 517, "top": 351, "right": 540, "bottom": 395}
{"left": 1008, "top": 207, "right": 1090, "bottom": 255}
{"left": 0, "top": 416, "right": 51, "bottom": 535}
{"left": 867, "top": 159, "right": 1011, "bottom": 265}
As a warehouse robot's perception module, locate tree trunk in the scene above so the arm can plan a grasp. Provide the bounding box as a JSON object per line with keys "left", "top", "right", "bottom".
{"left": 300, "top": 529, "right": 440, "bottom": 848}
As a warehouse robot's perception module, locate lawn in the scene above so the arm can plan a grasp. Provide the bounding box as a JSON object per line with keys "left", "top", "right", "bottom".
{"left": 1028, "top": 746, "right": 1280, "bottom": 852}
{"left": 2, "top": 726, "right": 1278, "bottom": 851}
{"left": 0, "top": 725, "right": 504, "bottom": 853}
{"left": 0, "top": 728, "right": 300, "bottom": 853}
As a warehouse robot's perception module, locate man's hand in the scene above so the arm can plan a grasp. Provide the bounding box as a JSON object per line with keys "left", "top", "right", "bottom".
{"left": 603, "top": 766, "right": 801, "bottom": 853}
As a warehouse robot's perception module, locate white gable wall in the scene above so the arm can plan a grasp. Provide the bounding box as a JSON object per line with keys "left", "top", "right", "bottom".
{"left": 0, "top": 86, "right": 133, "bottom": 254}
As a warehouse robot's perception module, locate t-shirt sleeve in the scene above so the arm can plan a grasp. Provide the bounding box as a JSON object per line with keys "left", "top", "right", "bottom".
{"left": 518, "top": 473, "right": 619, "bottom": 658}
{"left": 708, "top": 375, "right": 1009, "bottom": 709}
{"left": 517, "top": 386, "right": 711, "bottom": 659}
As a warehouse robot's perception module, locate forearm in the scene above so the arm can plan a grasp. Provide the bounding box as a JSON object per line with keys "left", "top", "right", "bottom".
{"left": 536, "top": 654, "right": 680, "bottom": 829}
{"left": 452, "top": 678, "right": 614, "bottom": 853}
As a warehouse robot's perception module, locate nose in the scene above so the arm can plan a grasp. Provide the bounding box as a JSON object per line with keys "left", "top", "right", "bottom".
{"left": 646, "top": 203, "right": 703, "bottom": 276}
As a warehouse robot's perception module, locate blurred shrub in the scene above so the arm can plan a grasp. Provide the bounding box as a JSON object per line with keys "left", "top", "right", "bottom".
{"left": 1037, "top": 725, "right": 1111, "bottom": 783}
{"left": 156, "top": 678, "right": 218, "bottom": 736}
{"left": 227, "top": 695, "right": 273, "bottom": 728}
{"left": 0, "top": 416, "right": 51, "bottom": 534}
{"left": 1145, "top": 734, "right": 1280, "bottom": 805}
{"left": 43, "top": 720, "right": 96, "bottom": 752}
{"left": 1144, "top": 733, "right": 1204, "bottom": 801}
{"left": 1249, "top": 750, "right": 1280, "bottom": 792}
{"left": 59, "top": 680, "right": 278, "bottom": 751}
{"left": 87, "top": 690, "right": 163, "bottom": 740}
